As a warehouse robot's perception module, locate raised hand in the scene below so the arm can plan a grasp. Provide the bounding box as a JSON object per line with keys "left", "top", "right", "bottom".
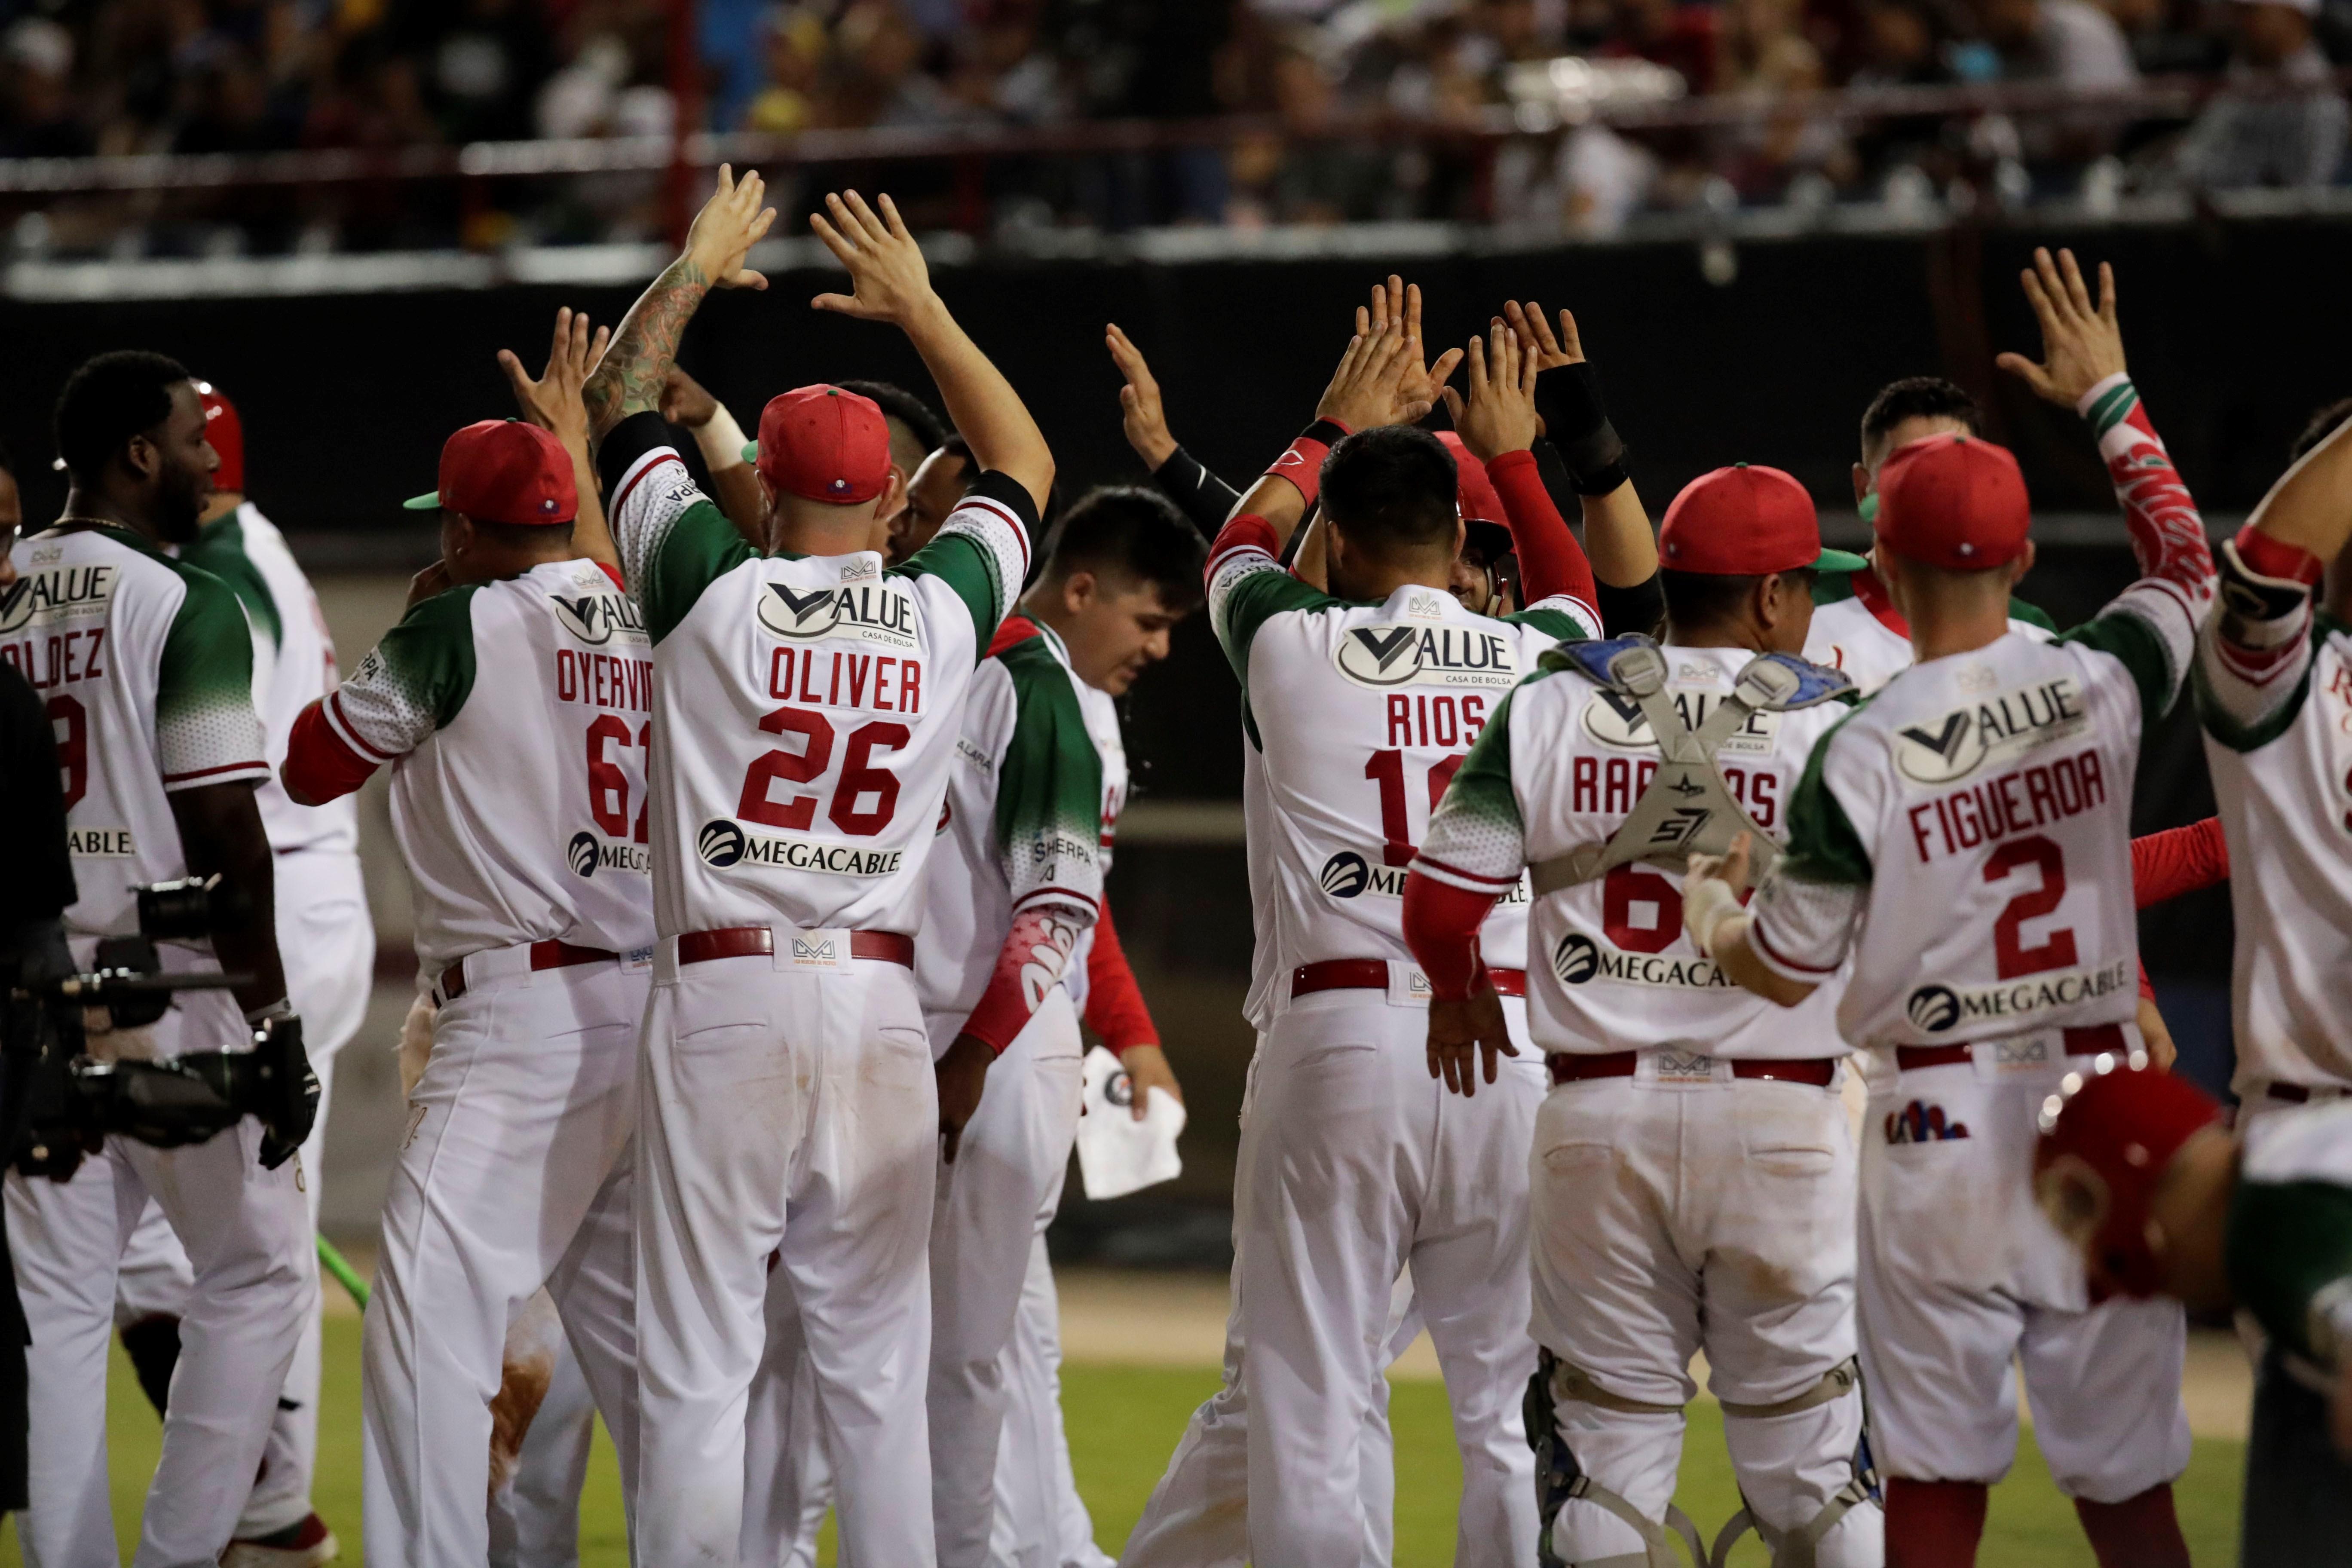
{"left": 810, "top": 191, "right": 942, "bottom": 329}
{"left": 1106, "top": 323, "right": 1177, "bottom": 470}
{"left": 1997, "top": 247, "right": 2125, "bottom": 409}
{"left": 659, "top": 365, "right": 722, "bottom": 430}
{"left": 1314, "top": 318, "right": 1417, "bottom": 434}
{"left": 686, "top": 164, "right": 776, "bottom": 291}
{"left": 498, "top": 306, "right": 609, "bottom": 453}
{"left": 1445, "top": 320, "right": 1541, "bottom": 463}
{"left": 1361, "top": 275, "right": 1463, "bottom": 426}
{"left": 1503, "top": 300, "right": 1585, "bottom": 373}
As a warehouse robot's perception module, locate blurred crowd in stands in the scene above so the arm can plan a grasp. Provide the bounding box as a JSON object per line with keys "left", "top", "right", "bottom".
{"left": 1, "top": 0, "right": 2347, "bottom": 254}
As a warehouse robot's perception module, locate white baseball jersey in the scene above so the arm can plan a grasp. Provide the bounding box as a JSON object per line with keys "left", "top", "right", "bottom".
{"left": 1239, "top": 735, "right": 1281, "bottom": 1030}
{"left": 1418, "top": 642, "right": 1853, "bottom": 1058}
{"left": 600, "top": 410, "right": 1032, "bottom": 939}
{"left": 314, "top": 558, "right": 654, "bottom": 968}
{"left": 1754, "top": 374, "right": 2217, "bottom": 1050}
{"left": 1205, "top": 514, "right": 1599, "bottom": 985}
{"left": 1806, "top": 567, "right": 2055, "bottom": 695}
{"left": 1064, "top": 670, "right": 1127, "bottom": 1018}
{"left": 2193, "top": 541, "right": 2352, "bottom": 1096}
{"left": 3, "top": 522, "right": 268, "bottom": 1051}
{"left": 182, "top": 502, "right": 358, "bottom": 857}
{"left": 918, "top": 619, "right": 1106, "bottom": 1044}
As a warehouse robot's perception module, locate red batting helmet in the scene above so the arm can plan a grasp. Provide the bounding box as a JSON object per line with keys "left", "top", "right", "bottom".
{"left": 2033, "top": 1060, "right": 2223, "bottom": 1302}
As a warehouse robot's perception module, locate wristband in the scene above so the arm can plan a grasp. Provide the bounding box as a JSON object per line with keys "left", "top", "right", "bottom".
{"left": 1681, "top": 877, "right": 1743, "bottom": 960}
{"left": 695, "top": 403, "right": 753, "bottom": 473}
{"left": 1533, "top": 363, "right": 1628, "bottom": 495}
{"left": 1265, "top": 419, "right": 1350, "bottom": 508}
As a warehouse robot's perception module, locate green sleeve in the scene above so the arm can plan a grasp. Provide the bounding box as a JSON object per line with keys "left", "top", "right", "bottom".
{"left": 1502, "top": 606, "right": 1591, "bottom": 644}
{"left": 330, "top": 584, "right": 482, "bottom": 757}
{"left": 1211, "top": 567, "right": 1337, "bottom": 686}
{"left": 156, "top": 564, "right": 265, "bottom": 784}
{"left": 181, "top": 518, "right": 282, "bottom": 648}
{"left": 1779, "top": 711, "right": 1874, "bottom": 885}
{"left": 2008, "top": 595, "right": 2058, "bottom": 633}
{"left": 2058, "top": 612, "right": 2174, "bottom": 721}
{"left": 2227, "top": 1180, "right": 2352, "bottom": 1366}
{"left": 641, "top": 499, "right": 756, "bottom": 646}
{"left": 993, "top": 643, "right": 1106, "bottom": 902}
{"left": 1442, "top": 685, "right": 1523, "bottom": 831}
{"left": 897, "top": 532, "right": 1007, "bottom": 665}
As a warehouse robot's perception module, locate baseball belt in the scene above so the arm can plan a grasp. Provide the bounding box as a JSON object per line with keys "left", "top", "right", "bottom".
{"left": 1289, "top": 959, "right": 1526, "bottom": 998}
{"left": 1547, "top": 1051, "right": 1839, "bottom": 1088}
{"left": 676, "top": 925, "right": 915, "bottom": 968}
{"left": 1895, "top": 1021, "right": 2127, "bottom": 1073}
{"left": 437, "top": 939, "right": 617, "bottom": 1003}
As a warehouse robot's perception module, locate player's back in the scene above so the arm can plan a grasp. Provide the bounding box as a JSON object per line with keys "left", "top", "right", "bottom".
{"left": 328, "top": 559, "right": 654, "bottom": 967}
{"left": 1804, "top": 628, "right": 2147, "bottom": 1050}
{"left": 1231, "top": 579, "right": 1580, "bottom": 977}
{"left": 1498, "top": 643, "right": 1852, "bottom": 1057}
{"left": 1806, "top": 569, "right": 2055, "bottom": 695}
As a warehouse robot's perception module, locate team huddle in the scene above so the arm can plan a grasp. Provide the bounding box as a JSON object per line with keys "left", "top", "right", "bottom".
{"left": 5, "top": 160, "right": 2351, "bottom": 1568}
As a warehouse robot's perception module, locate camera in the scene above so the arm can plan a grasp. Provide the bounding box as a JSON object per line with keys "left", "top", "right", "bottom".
{"left": 5, "top": 878, "right": 318, "bottom": 1179}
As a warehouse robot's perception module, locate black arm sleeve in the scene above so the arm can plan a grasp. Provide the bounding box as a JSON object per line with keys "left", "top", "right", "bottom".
{"left": 0, "top": 662, "right": 75, "bottom": 931}
{"left": 1149, "top": 445, "right": 1242, "bottom": 539}
{"left": 1597, "top": 574, "right": 1666, "bottom": 640}
{"left": 594, "top": 409, "right": 679, "bottom": 503}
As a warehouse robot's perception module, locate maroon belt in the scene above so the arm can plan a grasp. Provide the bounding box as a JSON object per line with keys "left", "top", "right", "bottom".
{"left": 676, "top": 925, "right": 914, "bottom": 969}
{"left": 1291, "top": 959, "right": 1526, "bottom": 998}
{"left": 1547, "top": 1051, "right": 1839, "bottom": 1088}
{"left": 439, "top": 939, "right": 616, "bottom": 1002}
{"left": 2266, "top": 1083, "right": 2351, "bottom": 1104}
{"left": 1896, "top": 1023, "right": 2127, "bottom": 1074}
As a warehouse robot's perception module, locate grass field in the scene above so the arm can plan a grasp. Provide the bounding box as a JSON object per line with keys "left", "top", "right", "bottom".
{"left": 1, "top": 1316, "right": 2247, "bottom": 1565}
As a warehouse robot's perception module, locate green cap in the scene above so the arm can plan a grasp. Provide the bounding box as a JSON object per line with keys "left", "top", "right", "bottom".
{"left": 1813, "top": 546, "right": 1872, "bottom": 573}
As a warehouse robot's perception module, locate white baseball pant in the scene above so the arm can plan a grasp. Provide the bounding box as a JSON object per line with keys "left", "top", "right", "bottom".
{"left": 360, "top": 954, "right": 643, "bottom": 1567}
{"left": 632, "top": 944, "right": 938, "bottom": 1567}
{"left": 1531, "top": 1063, "right": 1882, "bottom": 1567}
{"left": 1122, "top": 1038, "right": 1415, "bottom": 1568}
{"left": 996, "top": 1231, "right": 1114, "bottom": 1568}
{"left": 104, "top": 843, "right": 376, "bottom": 1541}
{"left": 488, "top": 1289, "right": 600, "bottom": 1568}
{"left": 1856, "top": 1060, "right": 2191, "bottom": 1501}
{"left": 6, "top": 1107, "right": 310, "bottom": 1568}
{"left": 1240, "top": 989, "right": 1542, "bottom": 1568}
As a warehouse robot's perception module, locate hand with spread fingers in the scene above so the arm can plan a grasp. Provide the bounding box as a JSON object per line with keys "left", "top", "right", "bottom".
{"left": 1428, "top": 984, "right": 1516, "bottom": 1098}
{"left": 1360, "top": 275, "right": 1463, "bottom": 426}
{"left": 1503, "top": 299, "right": 1586, "bottom": 373}
{"left": 685, "top": 164, "right": 777, "bottom": 291}
{"left": 1997, "top": 246, "right": 2125, "bottom": 408}
{"left": 1445, "top": 319, "right": 1541, "bottom": 463}
{"left": 1314, "top": 319, "right": 1420, "bottom": 435}
{"left": 810, "top": 191, "right": 943, "bottom": 330}
{"left": 499, "top": 306, "right": 609, "bottom": 454}
{"left": 1106, "top": 323, "right": 1178, "bottom": 470}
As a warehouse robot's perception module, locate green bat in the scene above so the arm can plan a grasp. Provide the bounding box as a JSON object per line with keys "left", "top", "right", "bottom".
{"left": 317, "top": 1234, "right": 369, "bottom": 1311}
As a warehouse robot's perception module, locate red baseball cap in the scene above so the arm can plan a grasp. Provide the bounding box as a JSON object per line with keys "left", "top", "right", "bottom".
{"left": 1658, "top": 464, "right": 1868, "bottom": 576}
{"left": 746, "top": 385, "right": 892, "bottom": 505}
{"left": 1874, "top": 434, "right": 2032, "bottom": 570}
{"left": 194, "top": 381, "right": 243, "bottom": 493}
{"left": 401, "top": 420, "right": 577, "bottom": 525}
{"left": 2034, "top": 1061, "right": 2223, "bottom": 1301}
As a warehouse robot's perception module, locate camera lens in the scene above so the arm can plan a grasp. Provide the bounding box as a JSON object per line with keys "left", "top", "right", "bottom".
{"left": 135, "top": 878, "right": 217, "bottom": 941}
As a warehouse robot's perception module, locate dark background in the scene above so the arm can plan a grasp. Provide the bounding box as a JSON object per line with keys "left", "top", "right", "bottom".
{"left": 10, "top": 215, "right": 2324, "bottom": 999}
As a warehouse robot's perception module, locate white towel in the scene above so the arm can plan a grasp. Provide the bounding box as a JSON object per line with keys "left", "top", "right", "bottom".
{"left": 1075, "top": 1045, "right": 1185, "bottom": 1201}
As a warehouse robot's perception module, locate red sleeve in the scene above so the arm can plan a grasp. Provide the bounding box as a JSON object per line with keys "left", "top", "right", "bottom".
{"left": 2131, "top": 818, "right": 2230, "bottom": 909}
{"left": 1485, "top": 449, "right": 1598, "bottom": 618}
{"left": 1402, "top": 867, "right": 1500, "bottom": 1003}
{"left": 1084, "top": 904, "right": 1160, "bottom": 1053}
{"left": 2138, "top": 959, "right": 2156, "bottom": 1003}
{"left": 987, "top": 614, "right": 1041, "bottom": 658}
{"left": 282, "top": 698, "right": 380, "bottom": 804}
{"left": 1205, "top": 514, "right": 1281, "bottom": 590}
{"left": 959, "top": 901, "right": 1091, "bottom": 1057}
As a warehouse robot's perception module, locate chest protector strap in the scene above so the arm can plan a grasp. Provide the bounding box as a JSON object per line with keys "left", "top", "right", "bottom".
{"left": 1529, "top": 637, "right": 1853, "bottom": 898}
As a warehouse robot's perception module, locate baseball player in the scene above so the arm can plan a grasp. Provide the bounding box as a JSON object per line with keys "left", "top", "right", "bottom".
{"left": 1807, "top": 377, "right": 2057, "bottom": 695}
{"left": 1686, "top": 250, "right": 2215, "bottom": 1568}
{"left": 2036, "top": 1069, "right": 2352, "bottom": 1563}
{"left": 2177, "top": 392, "right": 2352, "bottom": 1559}
{"left": 1407, "top": 463, "right": 1880, "bottom": 1568}
{"left": 4, "top": 350, "right": 309, "bottom": 1568}
{"left": 283, "top": 413, "right": 652, "bottom": 1565}
{"left": 1204, "top": 310, "right": 1610, "bottom": 1568}
{"left": 95, "top": 379, "right": 374, "bottom": 1568}
{"left": 582, "top": 173, "right": 1051, "bottom": 1565}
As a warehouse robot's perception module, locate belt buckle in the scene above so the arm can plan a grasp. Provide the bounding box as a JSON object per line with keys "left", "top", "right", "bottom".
{"left": 1384, "top": 961, "right": 1433, "bottom": 1008}
{"left": 1977, "top": 1032, "right": 2058, "bottom": 1081}
{"left": 620, "top": 945, "right": 654, "bottom": 974}
{"left": 781, "top": 927, "right": 854, "bottom": 974}
{"left": 1638, "top": 1048, "right": 1723, "bottom": 1088}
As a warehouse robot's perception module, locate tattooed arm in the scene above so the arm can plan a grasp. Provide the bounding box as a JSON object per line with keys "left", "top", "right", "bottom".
{"left": 583, "top": 165, "right": 776, "bottom": 445}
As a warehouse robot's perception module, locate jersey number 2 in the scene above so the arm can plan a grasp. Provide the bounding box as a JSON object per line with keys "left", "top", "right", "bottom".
{"left": 1987, "top": 834, "right": 2077, "bottom": 979}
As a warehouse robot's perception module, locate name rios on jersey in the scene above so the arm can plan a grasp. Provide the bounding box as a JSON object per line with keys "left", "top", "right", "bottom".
{"left": 0, "top": 561, "right": 114, "bottom": 689}
{"left": 1903, "top": 960, "right": 2134, "bottom": 1034}
{"left": 698, "top": 818, "right": 906, "bottom": 878}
